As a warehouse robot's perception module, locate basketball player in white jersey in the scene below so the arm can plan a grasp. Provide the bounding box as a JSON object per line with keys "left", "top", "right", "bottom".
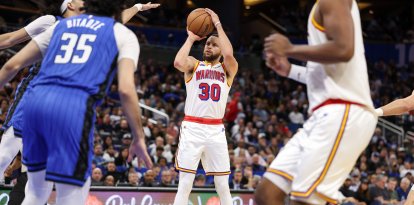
{"left": 0, "top": 0, "right": 159, "bottom": 183}
{"left": 172, "top": 8, "right": 238, "bottom": 205}
{"left": 255, "top": 0, "right": 377, "bottom": 204}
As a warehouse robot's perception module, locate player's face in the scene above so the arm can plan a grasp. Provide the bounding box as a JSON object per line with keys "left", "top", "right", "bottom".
{"left": 203, "top": 36, "right": 221, "bottom": 62}
{"left": 70, "top": 0, "right": 85, "bottom": 15}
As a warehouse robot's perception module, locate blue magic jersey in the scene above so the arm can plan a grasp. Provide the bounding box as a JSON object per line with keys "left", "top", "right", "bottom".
{"left": 32, "top": 14, "right": 118, "bottom": 101}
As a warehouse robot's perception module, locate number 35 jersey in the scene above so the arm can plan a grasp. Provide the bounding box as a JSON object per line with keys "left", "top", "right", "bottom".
{"left": 184, "top": 61, "right": 231, "bottom": 119}
{"left": 32, "top": 14, "right": 139, "bottom": 102}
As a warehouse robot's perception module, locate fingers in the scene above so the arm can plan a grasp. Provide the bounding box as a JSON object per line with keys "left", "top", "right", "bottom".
{"left": 142, "top": 154, "right": 153, "bottom": 168}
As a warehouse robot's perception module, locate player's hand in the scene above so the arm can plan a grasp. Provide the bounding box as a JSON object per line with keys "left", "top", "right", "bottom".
{"left": 128, "top": 138, "right": 153, "bottom": 169}
{"left": 141, "top": 2, "right": 161, "bottom": 11}
{"left": 264, "top": 33, "right": 293, "bottom": 57}
{"left": 187, "top": 29, "right": 206, "bottom": 42}
{"left": 4, "top": 165, "right": 13, "bottom": 178}
{"left": 204, "top": 8, "right": 220, "bottom": 26}
{"left": 265, "top": 52, "right": 291, "bottom": 77}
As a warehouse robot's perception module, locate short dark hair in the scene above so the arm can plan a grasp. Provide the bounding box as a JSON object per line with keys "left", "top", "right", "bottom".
{"left": 84, "top": 0, "right": 125, "bottom": 21}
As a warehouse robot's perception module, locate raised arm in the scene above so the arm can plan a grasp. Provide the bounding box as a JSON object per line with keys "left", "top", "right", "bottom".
{"left": 205, "top": 9, "right": 238, "bottom": 79}
{"left": 0, "top": 28, "right": 31, "bottom": 49}
{"left": 0, "top": 41, "right": 42, "bottom": 87}
{"left": 376, "top": 90, "right": 414, "bottom": 117}
{"left": 264, "top": 0, "right": 354, "bottom": 64}
{"left": 173, "top": 30, "right": 203, "bottom": 81}
{"left": 121, "top": 2, "right": 161, "bottom": 24}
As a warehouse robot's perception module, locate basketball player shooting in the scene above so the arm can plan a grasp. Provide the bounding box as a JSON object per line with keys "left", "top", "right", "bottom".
{"left": 255, "top": 0, "right": 377, "bottom": 204}
{"left": 172, "top": 8, "right": 238, "bottom": 205}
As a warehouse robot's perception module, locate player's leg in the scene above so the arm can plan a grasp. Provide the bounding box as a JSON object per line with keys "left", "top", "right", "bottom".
{"left": 7, "top": 172, "right": 27, "bottom": 205}
{"left": 21, "top": 170, "right": 53, "bottom": 205}
{"left": 55, "top": 177, "right": 91, "bottom": 204}
{"left": 255, "top": 128, "right": 305, "bottom": 205}
{"left": 290, "top": 104, "right": 377, "bottom": 205}
{"left": 0, "top": 127, "right": 22, "bottom": 180}
{"left": 173, "top": 172, "right": 197, "bottom": 205}
{"left": 173, "top": 121, "right": 205, "bottom": 205}
{"left": 202, "top": 124, "right": 232, "bottom": 205}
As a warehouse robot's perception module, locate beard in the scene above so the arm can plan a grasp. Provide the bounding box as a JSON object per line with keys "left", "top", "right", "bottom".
{"left": 203, "top": 52, "right": 221, "bottom": 62}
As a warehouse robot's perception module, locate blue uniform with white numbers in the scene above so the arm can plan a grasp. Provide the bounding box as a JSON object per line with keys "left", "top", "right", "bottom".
{"left": 22, "top": 14, "right": 119, "bottom": 186}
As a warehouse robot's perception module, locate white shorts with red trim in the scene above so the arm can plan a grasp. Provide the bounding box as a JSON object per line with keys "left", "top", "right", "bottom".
{"left": 264, "top": 104, "right": 377, "bottom": 204}
{"left": 175, "top": 120, "right": 230, "bottom": 175}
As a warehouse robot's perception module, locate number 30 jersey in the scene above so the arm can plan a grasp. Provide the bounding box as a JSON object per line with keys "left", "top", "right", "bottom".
{"left": 184, "top": 61, "right": 231, "bottom": 119}
{"left": 32, "top": 14, "right": 139, "bottom": 102}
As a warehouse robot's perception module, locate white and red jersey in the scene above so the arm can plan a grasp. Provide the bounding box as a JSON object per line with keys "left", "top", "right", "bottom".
{"left": 306, "top": 0, "right": 374, "bottom": 112}
{"left": 184, "top": 61, "right": 230, "bottom": 120}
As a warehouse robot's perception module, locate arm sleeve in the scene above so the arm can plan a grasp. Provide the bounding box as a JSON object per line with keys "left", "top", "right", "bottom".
{"left": 287, "top": 64, "right": 307, "bottom": 84}
{"left": 114, "top": 23, "right": 140, "bottom": 70}
{"left": 24, "top": 15, "right": 57, "bottom": 38}
{"left": 33, "top": 23, "right": 57, "bottom": 56}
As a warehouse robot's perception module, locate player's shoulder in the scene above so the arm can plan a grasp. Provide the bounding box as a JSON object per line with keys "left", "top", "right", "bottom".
{"left": 34, "top": 15, "right": 58, "bottom": 25}
{"left": 113, "top": 23, "right": 137, "bottom": 42}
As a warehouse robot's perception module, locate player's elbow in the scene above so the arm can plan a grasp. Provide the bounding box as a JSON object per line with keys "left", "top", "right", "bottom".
{"left": 402, "top": 99, "right": 414, "bottom": 112}
{"left": 118, "top": 85, "right": 134, "bottom": 98}
{"left": 173, "top": 60, "right": 183, "bottom": 70}
{"left": 337, "top": 43, "right": 354, "bottom": 62}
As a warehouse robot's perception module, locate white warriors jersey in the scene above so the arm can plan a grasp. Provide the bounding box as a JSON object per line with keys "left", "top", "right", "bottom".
{"left": 184, "top": 61, "right": 230, "bottom": 119}
{"left": 306, "top": 0, "right": 374, "bottom": 111}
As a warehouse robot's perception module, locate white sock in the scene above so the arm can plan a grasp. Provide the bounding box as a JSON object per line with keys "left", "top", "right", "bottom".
{"left": 56, "top": 177, "right": 91, "bottom": 205}
{"left": 21, "top": 170, "right": 53, "bottom": 205}
{"left": 214, "top": 175, "right": 233, "bottom": 205}
{"left": 0, "top": 127, "right": 22, "bottom": 180}
{"left": 173, "top": 172, "right": 196, "bottom": 205}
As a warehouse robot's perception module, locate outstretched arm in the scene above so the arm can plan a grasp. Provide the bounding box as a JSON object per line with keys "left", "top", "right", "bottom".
{"left": 376, "top": 90, "right": 414, "bottom": 116}
{"left": 121, "top": 2, "right": 161, "bottom": 24}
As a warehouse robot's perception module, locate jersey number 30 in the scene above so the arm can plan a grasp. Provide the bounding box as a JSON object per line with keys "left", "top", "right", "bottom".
{"left": 54, "top": 33, "right": 97, "bottom": 64}
{"left": 199, "top": 83, "right": 221, "bottom": 101}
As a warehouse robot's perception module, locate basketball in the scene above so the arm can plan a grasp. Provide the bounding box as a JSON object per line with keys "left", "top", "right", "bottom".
{"left": 187, "top": 8, "right": 214, "bottom": 37}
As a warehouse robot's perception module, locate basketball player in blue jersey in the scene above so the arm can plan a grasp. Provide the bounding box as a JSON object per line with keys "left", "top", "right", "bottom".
{"left": 0, "top": 0, "right": 160, "bottom": 184}
{"left": 0, "top": 0, "right": 152, "bottom": 204}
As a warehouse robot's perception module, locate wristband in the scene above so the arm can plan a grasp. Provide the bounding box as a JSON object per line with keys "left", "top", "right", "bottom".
{"left": 375, "top": 108, "right": 383, "bottom": 116}
{"left": 134, "top": 3, "right": 143, "bottom": 11}
{"left": 214, "top": 22, "right": 221, "bottom": 27}
{"left": 287, "top": 64, "right": 307, "bottom": 84}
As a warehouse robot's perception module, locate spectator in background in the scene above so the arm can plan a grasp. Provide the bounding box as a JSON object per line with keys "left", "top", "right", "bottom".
{"left": 93, "top": 144, "right": 106, "bottom": 168}
{"left": 355, "top": 179, "right": 370, "bottom": 204}
{"left": 396, "top": 177, "right": 410, "bottom": 201}
{"left": 91, "top": 168, "right": 104, "bottom": 186}
{"left": 229, "top": 170, "right": 247, "bottom": 190}
{"left": 194, "top": 174, "right": 206, "bottom": 187}
{"left": 127, "top": 172, "right": 140, "bottom": 187}
{"left": 140, "top": 170, "right": 158, "bottom": 187}
{"left": 121, "top": 133, "right": 133, "bottom": 147}
{"left": 159, "top": 170, "right": 173, "bottom": 187}
{"left": 105, "top": 162, "right": 123, "bottom": 183}
{"left": 225, "top": 92, "right": 242, "bottom": 127}
{"left": 104, "top": 175, "right": 115, "bottom": 186}
{"left": 340, "top": 178, "right": 357, "bottom": 199}
{"left": 369, "top": 175, "right": 392, "bottom": 205}
{"left": 115, "top": 147, "right": 130, "bottom": 168}
{"left": 103, "top": 145, "right": 117, "bottom": 162}
{"left": 386, "top": 178, "right": 399, "bottom": 204}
